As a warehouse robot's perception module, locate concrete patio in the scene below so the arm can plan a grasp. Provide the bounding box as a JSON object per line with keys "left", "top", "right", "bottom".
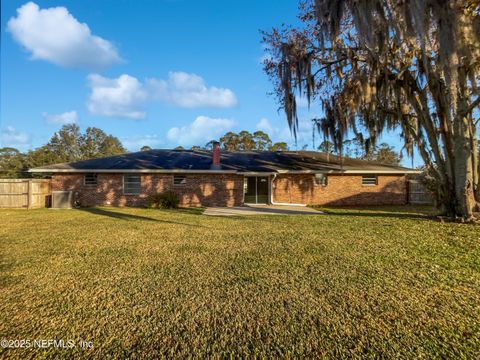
{"left": 203, "top": 205, "right": 323, "bottom": 216}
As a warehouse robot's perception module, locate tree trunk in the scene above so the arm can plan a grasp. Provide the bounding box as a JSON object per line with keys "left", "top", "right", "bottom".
{"left": 471, "top": 126, "right": 479, "bottom": 210}
{"left": 452, "top": 158, "right": 476, "bottom": 219}
{"left": 451, "top": 114, "right": 477, "bottom": 219}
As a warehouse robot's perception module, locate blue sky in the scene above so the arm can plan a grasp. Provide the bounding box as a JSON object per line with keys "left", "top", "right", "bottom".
{"left": 0, "top": 0, "right": 419, "bottom": 166}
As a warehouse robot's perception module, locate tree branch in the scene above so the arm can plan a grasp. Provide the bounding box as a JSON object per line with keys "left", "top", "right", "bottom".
{"left": 465, "top": 96, "right": 480, "bottom": 116}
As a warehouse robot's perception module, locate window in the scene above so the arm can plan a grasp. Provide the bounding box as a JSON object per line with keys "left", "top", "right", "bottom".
{"left": 314, "top": 174, "right": 328, "bottom": 186}
{"left": 84, "top": 173, "right": 98, "bottom": 186}
{"left": 362, "top": 175, "right": 377, "bottom": 186}
{"left": 123, "top": 174, "right": 141, "bottom": 194}
{"left": 173, "top": 175, "right": 186, "bottom": 185}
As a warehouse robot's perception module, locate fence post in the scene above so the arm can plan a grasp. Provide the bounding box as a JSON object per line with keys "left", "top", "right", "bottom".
{"left": 27, "top": 180, "right": 32, "bottom": 209}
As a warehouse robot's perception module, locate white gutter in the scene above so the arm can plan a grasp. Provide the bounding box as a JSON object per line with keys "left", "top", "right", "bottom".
{"left": 269, "top": 173, "right": 307, "bottom": 207}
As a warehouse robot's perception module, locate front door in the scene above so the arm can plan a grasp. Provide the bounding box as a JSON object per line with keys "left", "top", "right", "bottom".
{"left": 244, "top": 176, "right": 269, "bottom": 204}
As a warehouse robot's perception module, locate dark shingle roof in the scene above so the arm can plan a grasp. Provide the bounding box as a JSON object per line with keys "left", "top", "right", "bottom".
{"left": 30, "top": 149, "right": 417, "bottom": 173}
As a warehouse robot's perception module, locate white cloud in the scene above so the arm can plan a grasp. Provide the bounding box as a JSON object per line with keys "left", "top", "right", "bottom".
{"left": 255, "top": 117, "right": 314, "bottom": 149}
{"left": 0, "top": 126, "right": 31, "bottom": 148}
{"left": 167, "top": 116, "right": 236, "bottom": 147}
{"left": 42, "top": 110, "right": 78, "bottom": 124}
{"left": 255, "top": 118, "right": 292, "bottom": 141}
{"left": 121, "top": 135, "right": 163, "bottom": 151}
{"left": 147, "top": 72, "right": 237, "bottom": 108}
{"left": 86, "top": 72, "right": 237, "bottom": 119}
{"left": 87, "top": 74, "right": 148, "bottom": 119}
{"left": 256, "top": 117, "right": 275, "bottom": 134}
{"left": 7, "top": 2, "right": 121, "bottom": 69}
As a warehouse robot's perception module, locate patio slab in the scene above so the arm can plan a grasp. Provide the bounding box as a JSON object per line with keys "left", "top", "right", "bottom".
{"left": 203, "top": 205, "right": 323, "bottom": 216}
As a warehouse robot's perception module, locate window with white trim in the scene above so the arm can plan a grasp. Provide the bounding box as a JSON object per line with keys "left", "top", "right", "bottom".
{"left": 314, "top": 174, "right": 328, "bottom": 186}
{"left": 173, "top": 175, "right": 186, "bottom": 186}
{"left": 84, "top": 173, "right": 98, "bottom": 186}
{"left": 362, "top": 175, "right": 377, "bottom": 186}
{"left": 123, "top": 174, "right": 141, "bottom": 195}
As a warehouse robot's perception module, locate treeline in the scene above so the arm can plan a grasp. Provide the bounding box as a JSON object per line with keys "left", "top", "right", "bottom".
{"left": 318, "top": 139, "right": 402, "bottom": 166}
{"left": 0, "top": 127, "right": 290, "bottom": 178}
{"left": 170, "top": 131, "right": 289, "bottom": 152}
{"left": 0, "top": 124, "right": 125, "bottom": 178}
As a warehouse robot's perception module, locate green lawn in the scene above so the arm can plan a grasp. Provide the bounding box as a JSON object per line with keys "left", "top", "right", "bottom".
{"left": 1, "top": 206, "right": 479, "bottom": 358}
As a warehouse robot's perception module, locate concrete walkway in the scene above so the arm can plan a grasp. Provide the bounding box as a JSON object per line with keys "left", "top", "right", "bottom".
{"left": 203, "top": 205, "right": 323, "bottom": 216}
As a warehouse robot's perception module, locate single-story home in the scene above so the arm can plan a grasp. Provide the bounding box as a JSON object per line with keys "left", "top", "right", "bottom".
{"left": 29, "top": 142, "right": 420, "bottom": 207}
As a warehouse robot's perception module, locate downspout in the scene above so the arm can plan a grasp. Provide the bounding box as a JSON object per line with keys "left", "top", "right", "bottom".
{"left": 269, "top": 173, "right": 307, "bottom": 207}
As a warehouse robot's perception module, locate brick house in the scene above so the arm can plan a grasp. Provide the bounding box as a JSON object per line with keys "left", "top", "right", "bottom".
{"left": 29, "top": 143, "right": 420, "bottom": 207}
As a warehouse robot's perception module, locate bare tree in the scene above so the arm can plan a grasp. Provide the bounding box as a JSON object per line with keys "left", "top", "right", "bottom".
{"left": 263, "top": 0, "right": 480, "bottom": 220}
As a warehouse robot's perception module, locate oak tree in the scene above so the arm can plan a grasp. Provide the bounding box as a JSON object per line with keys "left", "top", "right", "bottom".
{"left": 263, "top": 0, "right": 480, "bottom": 219}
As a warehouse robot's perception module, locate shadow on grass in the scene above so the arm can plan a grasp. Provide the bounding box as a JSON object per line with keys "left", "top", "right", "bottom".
{"left": 176, "top": 207, "right": 205, "bottom": 215}
{"left": 78, "top": 207, "right": 201, "bottom": 227}
{"left": 315, "top": 206, "right": 434, "bottom": 221}
{"left": 222, "top": 206, "right": 430, "bottom": 222}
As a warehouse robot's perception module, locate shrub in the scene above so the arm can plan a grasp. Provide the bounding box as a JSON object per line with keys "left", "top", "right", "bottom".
{"left": 147, "top": 191, "right": 180, "bottom": 209}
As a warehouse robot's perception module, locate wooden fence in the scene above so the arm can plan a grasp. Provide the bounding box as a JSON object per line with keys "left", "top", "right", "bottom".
{"left": 0, "top": 179, "right": 51, "bottom": 209}
{"left": 408, "top": 180, "right": 433, "bottom": 205}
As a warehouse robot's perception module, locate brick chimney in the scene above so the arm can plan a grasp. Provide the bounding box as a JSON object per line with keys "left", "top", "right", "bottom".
{"left": 211, "top": 141, "right": 221, "bottom": 170}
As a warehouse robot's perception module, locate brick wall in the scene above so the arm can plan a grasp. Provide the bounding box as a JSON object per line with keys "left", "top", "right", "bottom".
{"left": 51, "top": 172, "right": 408, "bottom": 208}
{"left": 272, "top": 174, "right": 407, "bottom": 206}
{"left": 51, "top": 173, "right": 244, "bottom": 207}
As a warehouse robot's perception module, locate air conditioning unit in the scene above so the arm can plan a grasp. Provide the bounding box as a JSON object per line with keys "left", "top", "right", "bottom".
{"left": 51, "top": 191, "right": 74, "bottom": 209}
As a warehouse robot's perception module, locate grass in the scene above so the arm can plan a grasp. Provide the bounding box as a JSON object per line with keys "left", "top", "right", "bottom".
{"left": 1, "top": 205, "right": 479, "bottom": 358}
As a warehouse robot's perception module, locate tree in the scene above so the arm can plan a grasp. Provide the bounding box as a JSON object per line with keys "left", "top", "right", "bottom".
{"left": 252, "top": 131, "right": 273, "bottom": 150}
{"left": 269, "top": 142, "right": 289, "bottom": 151}
{"left": 25, "top": 147, "right": 60, "bottom": 172}
{"left": 220, "top": 132, "right": 240, "bottom": 151}
{"left": 98, "top": 135, "right": 125, "bottom": 156}
{"left": 263, "top": 0, "right": 480, "bottom": 219}
{"left": 0, "top": 147, "right": 26, "bottom": 178}
{"left": 174, "top": 146, "right": 185, "bottom": 150}
{"left": 319, "top": 138, "right": 400, "bottom": 164}
{"left": 238, "top": 131, "right": 256, "bottom": 150}
{"left": 219, "top": 130, "right": 285, "bottom": 151}
{"left": 46, "top": 124, "right": 83, "bottom": 163}
{"left": 363, "top": 143, "right": 401, "bottom": 166}
{"left": 141, "top": 146, "right": 152, "bottom": 152}
{"left": 24, "top": 125, "right": 125, "bottom": 171}
{"left": 81, "top": 127, "right": 125, "bottom": 158}
{"left": 342, "top": 137, "right": 364, "bottom": 159}
{"left": 219, "top": 131, "right": 261, "bottom": 151}
{"left": 318, "top": 140, "right": 335, "bottom": 154}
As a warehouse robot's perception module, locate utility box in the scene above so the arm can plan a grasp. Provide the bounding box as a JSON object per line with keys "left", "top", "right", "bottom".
{"left": 51, "top": 191, "right": 74, "bottom": 209}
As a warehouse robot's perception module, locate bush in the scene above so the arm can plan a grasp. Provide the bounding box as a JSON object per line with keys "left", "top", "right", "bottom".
{"left": 147, "top": 191, "right": 180, "bottom": 209}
